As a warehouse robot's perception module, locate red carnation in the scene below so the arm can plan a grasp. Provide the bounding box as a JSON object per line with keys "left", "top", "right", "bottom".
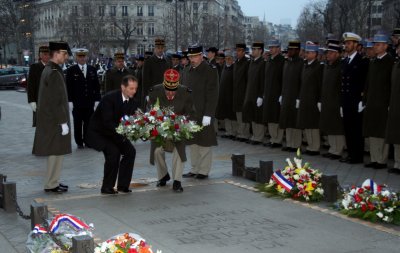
{"left": 128, "top": 249, "right": 138, "bottom": 253}
{"left": 357, "top": 188, "right": 364, "bottom": 194}
{"left": 158, "top": 116, "right": 164, "bottom": 121}
{"left": 174, "top": 123, "right": 180, "bottom": 130}
{"left": 382, "top": 196, "right": 389, "bottom": 202}
{"left": 364, "top": 185, "right": 371, "bottom": 190}
{"left": 171, "top": 114, "right": 176, "bottom": 120}
{"left": 124, "top": 121, "right": 131, "bottom": 126}
{"left": 150, "top": 110, "right": 156, "bottom": 116}
{"left": 354, "top": 194, "right": 362, "bottom": 203}
{"left": 151, "top": 128, "right": 159, "bottom": 137}
{"left": 361, "top": 204, "right": 367, "bottom": 212}
{"left": 143, "top": 117, "right": 149, "bottom": 122}
{"left": 368, "top": 202, "right": 375, "bottom": 211}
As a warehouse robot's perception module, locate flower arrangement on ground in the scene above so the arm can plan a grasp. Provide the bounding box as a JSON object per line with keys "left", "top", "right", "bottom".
{"left": 116, "top": 98, "right": 202, "bottom": 147}
{"left": 257, "top": 149, "right": 324, "bottom": 202}
{"left": 95, "top": 233, "right": 161, "bottom": 253}
{"left": 339, "top": 179, "right": 400, "bottom": 224}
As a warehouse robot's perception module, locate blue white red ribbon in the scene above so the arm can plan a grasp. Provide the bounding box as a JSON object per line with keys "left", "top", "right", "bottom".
{"left": 49, "top": 214, "right": 90, "bottom": 233}
{"left": 362, "top": 179, "right": 381, "bottom": 195}
{"left": 271, "top": 171, "right": 294, "bottom": 192}
{"left": 32, "top": 224, "right": 47, "bottom": 234}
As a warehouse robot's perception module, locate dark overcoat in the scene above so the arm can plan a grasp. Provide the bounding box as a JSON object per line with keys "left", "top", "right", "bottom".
{"left": 297, "top": 60, "right": 323, "bottom": 129}
{"left": 183, "top": 61, "right": 219, "bottom": 147}
{"left": 27, "top": 61, "right": 46, "bottom": 127}
{"left": 142, "top": 55, "right": 170, "bottom": 97}
{"left": 86, "top": 90, "right": 139, "bottom": 151}
{"left": 148, "top": 84, "right": 195, "bottom": 165}
{"left": 262, "top": 54, "right": 285, "bottom": 124}
{"left": 279, "top": 56, "right": 303, "bottom": 129}
{"left": 232, "top": 57, "right": 249, "bottom": 112}
{"left": 319, "top": 59, "right": 344, "bottom": 135}
{"left": 242, "top": 57, "right": 265, "bottom": 123}
{"left": 216, "top": 64, "right": 236, "bottom": 120}
{"left": 33, "top": 61, "right": 71, "bottom": 156}
{"left": 104, "top": 67, "right": 133, "bottom": 93}
{"left": 386, "top": 61, "right": 400, "bottom": 144}
{"left": 363, "top": 54, "right": 394, "bottom": 138}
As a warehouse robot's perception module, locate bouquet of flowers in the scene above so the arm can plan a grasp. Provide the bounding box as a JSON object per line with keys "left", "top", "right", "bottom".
{"left": 339, "top": 179, "right": 400, "bottom": 224}
{"left": 257, "top": 149, "right": 324, "bottom": 202}
{"left": 26, "top": 213, "right": 93, "bottom": 253}
{"left": 95, "top": 233, "right": 161, "bottom": 253}
{"left": 116, "top": 99, "right": 202, "bottom": 148}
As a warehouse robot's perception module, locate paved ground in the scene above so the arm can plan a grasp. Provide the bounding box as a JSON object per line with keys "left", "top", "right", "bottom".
{"left": 1, "top": 90, "right": 400, "bottom": 252}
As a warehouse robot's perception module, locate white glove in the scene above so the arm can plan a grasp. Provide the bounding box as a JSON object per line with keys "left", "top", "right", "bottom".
{"left": 256, "top": 97, "right": 263, "bottom": 107}
{"left": 358, "top": 101, "right": 365, "bottom": 113}
{"left": 317, "top": 102, "right": 321, "bottom": 112}
{"left": 278, "top": 96, "right": 282, "bottom": 105}
{"left": 61, "top": 123, "right": 69, "bottom": 136}
{"left": 69, "top": 102, "right": 73, "bottom": 111}
{"left": 340, "top": 107, "right": 343, "bottom": 118}
{"left": 296, "top": 99, "right": 300, "bottom": 109}
{"left": 202, "top": 116, "right": 211, "bottom": 126}
{"left": 30, "top": 102, "right": 37, "bottom": 112}
{"left": 94, "top": 101, "right": 99, "bottom": 109}
{"left": 146, "top": 96, "right": 150, "bottom": 102}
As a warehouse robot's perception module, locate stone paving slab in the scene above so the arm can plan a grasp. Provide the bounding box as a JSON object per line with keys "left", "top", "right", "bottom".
{"left": 41, "top": 183, "right": 399, "bottom": 253}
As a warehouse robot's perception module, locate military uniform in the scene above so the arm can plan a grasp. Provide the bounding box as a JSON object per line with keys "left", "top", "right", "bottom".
{"left": 363, "top": 38, "right": 394, "bottom": 167}
{"left": 232, "top": 46, "right": 250, "bottom": 140}
{"left": 66, "top": 61, "right": 101, "bottom": 148}
{"left": 104, "top": 67, "right": 133, "bottom": 93}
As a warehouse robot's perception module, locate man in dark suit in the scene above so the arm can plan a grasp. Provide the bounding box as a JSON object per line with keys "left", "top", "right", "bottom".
{"left": 104, "top": 52, "right": 133, "bottom": 93}
{"left": 87, "top": 75, "right": 139, "bottom": 194}
{"left": 340, "top": 32, "right": 369, "bottom": 164}
{"left": 66, "top": 49, "right": 101, "bottom": 149}
{"left": 27, "top": 45, "right": 50, "bottom": 127}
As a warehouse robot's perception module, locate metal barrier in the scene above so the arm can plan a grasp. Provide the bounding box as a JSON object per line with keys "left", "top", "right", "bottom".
{"left": 231, "top": 154, "right": 273, "bottom": 183}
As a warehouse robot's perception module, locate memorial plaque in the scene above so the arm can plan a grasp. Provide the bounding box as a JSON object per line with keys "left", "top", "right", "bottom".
{"left": 46, "top": 183, "right": 399, "bottom": 253}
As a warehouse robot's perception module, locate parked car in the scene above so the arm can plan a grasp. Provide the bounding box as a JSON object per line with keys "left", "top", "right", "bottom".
{"left": 0, "top": 66, "right": 29, "bottom": 90}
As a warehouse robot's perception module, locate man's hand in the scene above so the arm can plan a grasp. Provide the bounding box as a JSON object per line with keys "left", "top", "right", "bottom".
{"left": 317, "top": 102, "right": 321, "bottom": 112}
{"left": 94, "top": 101, "right": 99, "bottom": 109}
{"left": 278, "top": 96, "right": 282, "bottom": 105}
{"left": 340, "top": 107, "right": 343, "bottom": 118}
{"left": 296, "top": 99, "right": 300, "bottom": 109}
{"left": 61, "top": 123, "right": 69, "bottom": 136}
{"left": 30, "top": 102, "right": 37, "bottom": 112}
{"left": 202, "top": 116, "right": 211, "bottom": 126}
{"left": 358, "top": 101, "right": 365, "bottom": 113}
{"left": 256, "top": 97, "right": 263, "bottom": 107}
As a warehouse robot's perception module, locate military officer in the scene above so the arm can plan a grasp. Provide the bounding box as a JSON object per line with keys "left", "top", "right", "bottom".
{"left": 362, "top": 34, "right": 394, "bottom": 169}
{"left": 182, "top": 45, "right": 219, "bottom": 179}
{"left": 149, "top": 69, "right": 194, "bottom": 192}
{"left": 340, "top": 32, "right": 369, "bottom": 164}
{"left": 66, "top": 49, "right": 101, "bottom": 149}
{"left": 262, "top": 39, "right": 285, "bottom": 148}
{"left": 216, "top": 50, "right": 237, "bottom": 138}
{"left": 365, "top": 40, "right": 376, "bottom": 59}
{"left": 33, "top": 41, "right": 72, "bottom": 193}
{"left": 279, "top": 41, "right": 304, "bottom": 152}
{"left": 319, "top": 41, "right": 346, "bottom": 159}
{"left": 135, "top": 55, "right": 145, "bottom": 109}
{"left": 389, "top": 28, "right": 400, "bottom": 58}
{"left": 216, "top": 51, "right": 225, "bottom": 77}
{"left": 104, "top": 52, "right": 133, "bottom": 93}
{"left": 386, "top": 43, "right": 400, "bottom": 174}
{"left": 232, "top": 43, "right": 250, "bottom": 141}
{"left": 242, "top": 42, "right": 266, "bottom": 145}
{"left": 171, "top": 53, "right": 182, "bottom": 72}
{"left": 142, "top": 38, "right": 171, "bottom": 106}
{"left": 297, "top": 42, "right": 323, "bottom": 155}
{"left": 144, "top": 51, "right": 153, "bottom": 60}
{"left": 27, "top": 45, "right": 50, "bottom": 128}
{"left": 206, "top": 47, "right": 218, "bottom": 68}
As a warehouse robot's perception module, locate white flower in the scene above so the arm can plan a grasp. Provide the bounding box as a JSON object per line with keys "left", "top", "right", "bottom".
{"left": 381, "top": 190, "right": 391, "bottom": 197}
{"left": 286, "top": 158, "right": 294, "bottom": 168}
{"left": 384, "top": 207, "right": 394, "bottom": 213}
{"left": 342, "top": 199, "right": 350, "bottom": 209}
{"left": 294, "top": 157, "right": 302, "bottom": 169}
{"left": 376, "top": 212, "right": 383, "bottom": 218}
{"left": 383, "top": 216, "right": 389, "bottom": 222}
{"left": 293, "top": 174, "right": 300, "bottom": 180}
{"left": 315, "top": 188, "right": 324, "bottom": 195}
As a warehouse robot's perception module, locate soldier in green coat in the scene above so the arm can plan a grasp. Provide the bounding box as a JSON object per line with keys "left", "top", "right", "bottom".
{"left": 363, "top": 34, "right": 394, "bottom": 169}
{"left": 104, "top": 52, "right": 133, "bottom": 93}
{"left": 149, "top": 69, "right": 194, "bottom": 192}
{"left": 33, "top": 41, "right": 72, "bottom": 193}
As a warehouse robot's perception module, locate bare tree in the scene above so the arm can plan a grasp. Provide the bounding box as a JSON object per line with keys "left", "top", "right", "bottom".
{"left": 296, "top": 3, "right": 325, "bottom": 43}
{"left": 112, "top": 16, "right": 136, "bottom": 55}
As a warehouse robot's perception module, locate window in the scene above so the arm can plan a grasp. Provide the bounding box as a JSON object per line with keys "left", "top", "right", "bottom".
{"left": 110, "top": 6, "right": 116, "bottom": 16}
{"left": 203, "top": 3, "right": 208, "bottom": 11}
{"left": 148, "top": 5, "right": 154, "bottom": 16}
{"left": 122, "top": 6, "right": 128, "bottom": 16}
{"left": 371, "top": 17, "right": 381, "bottom": 26}
{"left": 148, "top": 44, "right": 155, "bottom": 52}
{"left": 137, "top": 6, "right": 143, "bottom": 16}
{"left": 83, "top": 5, "right": 89, "bottom": 16}
{"left": 147, "top": 23, "right": 154, "bottom": 35}
{"left": 193, "top": 2, "right": 198, "bottom": 11}
{"left": 137, "top": 44, "right": 145, "bottom": 55}
{"left": 99, "top": 6, "right": 105, "bottom": 16}
{"left": 72, "top": 6, "right": 78, "bottom": 16}
{"left": 137, "top": 23, "right": 143, "bottom": 35}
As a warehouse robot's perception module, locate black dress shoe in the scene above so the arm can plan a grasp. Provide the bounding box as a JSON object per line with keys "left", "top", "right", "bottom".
{"left": 305, "top": 150, "right": 320, "bottom": 156}
{"left": 44, "top": 186, "right": 67, "bottom": 193}
{"left": 263, "top": 142, "right": 271, "bottom": 147}
{"left": 374, "top": 163, "right": 387, "bottom": 169}
{"left": 238, "top": 138, "right": 248, "bottom": 142}
{"left": 270, "top": 143, "right": 282, "bottom": 148}
{"left": 221, "top": 134, "right": 229, "bottom": 138}
{"left": 182, "top": 172, "right": 197, "bottom": 178}
{"left": 329, "top": 154, "right": 342, "bottom": 160}
{"left": 156, "top": 173, "right": 171, "bottom": 187}
{"left": 388, "top": 168, "right": 400, "bottom": 174}
{"left": 322, "top": 153, "right": 332, "bottom": 158}
{"left": 281, "top": 147, "right": 290, "bottom": 151}
{"left": 195, "top": 174, "right": 208, "bottom": 179}
{"left": 365, "top": 162, "right": 377, "bottom": 168}
{"left": 59, "top": 183, "right": 68, "bottom": 189}
{"left": 339, "top": 157, "right": 350, "bottom": 163}
{"left": 251, "top": 141, "right": 262, "bottom": 145}
{"left": 288, "top": 148, "right": 298, "bottom": 152}
{"left": 348, "top": 158, "right": 363, "bottom": 164}
{"left": 172, "top": 180, "right": 183, "bottom": 192}
{"left": 117, "top": 187, "right": 132, "bottom": 193}
{"left": 101, "top": 188, "right": 118, "bottom": 194}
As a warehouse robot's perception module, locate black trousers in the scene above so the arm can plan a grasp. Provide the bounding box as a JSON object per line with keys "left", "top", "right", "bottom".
{"left": 102, "top": 139, "right": 136, "bottom": 190}
{"left": 72, "top": 107, "right": 94, "bottom": 146}
{"left": 343, "top": 106, "right": 364, "bottom": 161}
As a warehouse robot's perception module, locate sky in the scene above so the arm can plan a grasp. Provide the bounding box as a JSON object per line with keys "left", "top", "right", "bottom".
{"left": 237, "top": 0, "right": 311, "bottom": 27}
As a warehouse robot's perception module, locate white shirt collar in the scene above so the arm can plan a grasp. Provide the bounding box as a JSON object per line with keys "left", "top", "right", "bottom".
{"left": 348, "top": 51, "right": 357, "bottom": 63}
{"left": 308, "top": 59, "right": 315, "bottom": 65}
{"left": 377, "top": 52, "right": 387, "bottom": 59}
{"left": 122, "top": 93, "right": 129, "bottom": 102}
{"left": 78, "top": 63, "right": 87, "bottom": 68}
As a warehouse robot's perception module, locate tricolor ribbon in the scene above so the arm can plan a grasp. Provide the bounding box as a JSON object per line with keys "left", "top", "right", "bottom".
{"left": 362, "top": 179, "right": 381, "bottom": 195}
{"left": 271, "top": 171, "right": 294, "bottom": 192}
{"left": 32, "top": 224, "right": 47, "bottom": 234}
{"left": 49, "top": 214, "right": 90, "bottom": 233}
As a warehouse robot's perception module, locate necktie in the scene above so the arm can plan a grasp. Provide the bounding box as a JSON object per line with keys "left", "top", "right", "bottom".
{"left": 81, "top": 66, "right": 85, "bottom": 77}
{"left": 123, "top": 100, "right": 129, "bottom": 115}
